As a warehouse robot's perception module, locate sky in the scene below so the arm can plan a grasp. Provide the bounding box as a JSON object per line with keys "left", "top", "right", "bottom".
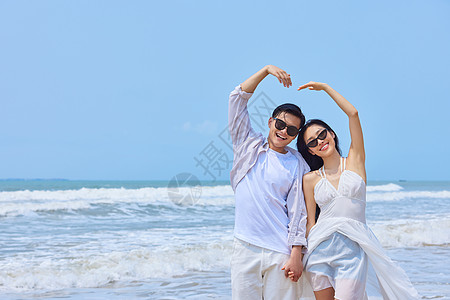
{"left": 1, "top": 0, "right": 449, "bottom": 182}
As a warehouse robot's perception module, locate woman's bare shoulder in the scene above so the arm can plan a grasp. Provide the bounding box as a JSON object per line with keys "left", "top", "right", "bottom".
{"left": 303, "top": 170, "right": 322, "bottom": 188}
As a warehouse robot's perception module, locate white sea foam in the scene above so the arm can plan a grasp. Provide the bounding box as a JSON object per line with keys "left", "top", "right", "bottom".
{"left": 367, "top": 190, "right": 450, "bottom": 202}
{"left": 0, "top": 187, "right": 169, "bottom": 203}
{"left": 370, "top": 216, "right": 450, "bottom": 247}
{"left": 0, "top": 186, "right": 234, "bottom": 204}
{"left": 366, "top": 183, "right": 403, "bottom": 192}
{"left": 1, "top": 184, "right": 449, "bottom": 216}
{"left": 1, "top": 215, "right": 448, "bottom": 292}
{"left": 0, "top": 185, "right": 235, "bottom": 216}
{"left": 0, "top": 241, "right": 233, "bottom": 292}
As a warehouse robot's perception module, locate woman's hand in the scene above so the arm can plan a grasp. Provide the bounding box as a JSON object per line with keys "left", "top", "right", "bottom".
{"left": 266, "top": 65, "right": 292, "bottom": 88}
{"left": 297, "top": 81, "right": 329, "bottom": 91}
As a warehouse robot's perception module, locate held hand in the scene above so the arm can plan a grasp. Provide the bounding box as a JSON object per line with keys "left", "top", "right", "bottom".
{"left": 297, "top": 81, "right": 328, "bottom": 91}
{"left": 266, "top": 65, "right": 292, "bottom": 88}
{"left": 281, "top": 257, "right": 303, "bottom": 282}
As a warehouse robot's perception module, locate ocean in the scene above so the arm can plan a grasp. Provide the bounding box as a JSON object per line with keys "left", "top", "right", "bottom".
{"left": 0, "top": 179, "right": 449, "bottom": 299}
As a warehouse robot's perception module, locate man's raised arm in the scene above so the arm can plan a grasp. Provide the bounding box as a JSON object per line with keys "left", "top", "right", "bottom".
{"left": 229, "top": 65, "right": 292, "bottom": 147}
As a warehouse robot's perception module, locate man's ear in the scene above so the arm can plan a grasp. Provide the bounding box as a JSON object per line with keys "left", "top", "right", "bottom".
{"left": 268, "top": 117, "right": 273, "bottom": 129}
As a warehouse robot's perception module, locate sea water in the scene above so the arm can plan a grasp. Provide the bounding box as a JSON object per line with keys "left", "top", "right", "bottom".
{"left": 0, "top": 180, "right": 449, "bottom": 299}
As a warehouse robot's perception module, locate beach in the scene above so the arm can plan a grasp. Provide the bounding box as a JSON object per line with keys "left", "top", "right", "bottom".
{"left": 0, "top": 180, "right": 449, "bottom": 299}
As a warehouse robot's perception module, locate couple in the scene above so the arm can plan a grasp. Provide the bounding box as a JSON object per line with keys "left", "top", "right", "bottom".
{"left": 229, "top": 65, "right": 419, "bottom": 300}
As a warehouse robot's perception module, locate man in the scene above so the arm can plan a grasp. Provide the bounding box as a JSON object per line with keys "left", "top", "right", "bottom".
{"left": 229, "top": 65, "right": 310, "bottom": 299}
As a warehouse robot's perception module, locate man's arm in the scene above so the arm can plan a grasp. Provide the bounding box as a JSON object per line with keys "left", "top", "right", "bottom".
{"left": 229, "top": 65, "right": 292, "bottom": 147}
{"left": 282, "top": 165, "right": 309, "bottom": 282}
{"left": 286, "top": 173, "right": 308, "bottom": 248}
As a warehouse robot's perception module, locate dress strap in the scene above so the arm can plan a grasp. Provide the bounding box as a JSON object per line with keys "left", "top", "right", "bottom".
{"left": 341, "top": 157, "right": 347, "bottom": 172}
{"left": 319, "top": 167, "right": 326, "bottom": 178}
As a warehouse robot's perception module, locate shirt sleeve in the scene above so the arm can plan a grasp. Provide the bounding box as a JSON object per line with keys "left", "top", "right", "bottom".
{"left": 286, "top": 166, "right": 309, "bottom": 252}
{"left": 228, "top": 85, "right": 257, "bottom": 147}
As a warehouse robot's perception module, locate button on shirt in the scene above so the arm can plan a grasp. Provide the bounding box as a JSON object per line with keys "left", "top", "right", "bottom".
{"left": 228, "top": 85, "right": 310, "bottom": 254}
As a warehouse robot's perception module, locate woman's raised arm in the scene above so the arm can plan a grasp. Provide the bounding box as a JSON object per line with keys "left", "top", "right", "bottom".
{"left": 298, "top": 82, "right": 365, "bottom": 177}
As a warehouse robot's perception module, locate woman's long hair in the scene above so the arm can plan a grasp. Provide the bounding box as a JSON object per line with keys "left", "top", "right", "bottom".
{"left": 297, "top": 119, "right": 342, "bottom": 221}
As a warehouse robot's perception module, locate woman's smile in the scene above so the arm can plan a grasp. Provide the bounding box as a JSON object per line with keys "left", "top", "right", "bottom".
{"left": 319, "top": 143, "right": 329, "bottom": 151}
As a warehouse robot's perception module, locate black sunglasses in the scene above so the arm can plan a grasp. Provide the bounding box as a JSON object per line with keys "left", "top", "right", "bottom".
{"left": 273, "top": 118, "right": 300, "bottom": 137}
{"left": 306, "top": 128, "right": 328, "bottom": 148}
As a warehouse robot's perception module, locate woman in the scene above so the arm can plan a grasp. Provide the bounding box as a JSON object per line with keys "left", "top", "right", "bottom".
{"left": 291, "top": 82, "right": 419, "bottom": 299}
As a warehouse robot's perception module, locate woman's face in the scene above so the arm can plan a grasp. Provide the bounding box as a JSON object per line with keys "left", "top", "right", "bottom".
{"left": 304, "top": 124, "right": 336, "bottom": 157}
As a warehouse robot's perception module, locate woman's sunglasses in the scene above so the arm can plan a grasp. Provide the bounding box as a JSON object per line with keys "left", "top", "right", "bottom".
{"left": 306, "top": 128, "right": 328, "bottom": 148}
{"left": 273, "top": 118, "right": 300, "bottom": 137}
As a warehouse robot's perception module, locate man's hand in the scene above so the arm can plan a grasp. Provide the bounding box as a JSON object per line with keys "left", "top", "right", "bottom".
{"left": 241, "top": 65, "right": 292, "bottom": 93}
{"left": 281, "top": 246, "right": 303, "bottom": 282}
{"left": 266, "top": 65, "right": 292, "bottom": 88}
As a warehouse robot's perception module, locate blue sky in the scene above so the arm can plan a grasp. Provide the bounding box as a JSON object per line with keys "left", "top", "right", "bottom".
{"left": 1, "top": 0, "right": 449, "bottom": 181}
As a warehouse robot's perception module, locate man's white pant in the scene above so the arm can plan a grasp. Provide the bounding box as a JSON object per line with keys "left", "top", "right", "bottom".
{"left": 231, "top": 238, "right": 301, "bottom": 300}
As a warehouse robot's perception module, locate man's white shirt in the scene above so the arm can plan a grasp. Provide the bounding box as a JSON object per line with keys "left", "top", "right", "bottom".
{"left": 234, "top": 148, "right": 300, "bottom": 254}
{"left": 228, "top": 85, "right": 310, "bottom": 253}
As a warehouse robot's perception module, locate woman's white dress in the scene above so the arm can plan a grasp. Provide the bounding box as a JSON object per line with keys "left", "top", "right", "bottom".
{"left": 299, "top": 158, "right": 419, "bottom": 300}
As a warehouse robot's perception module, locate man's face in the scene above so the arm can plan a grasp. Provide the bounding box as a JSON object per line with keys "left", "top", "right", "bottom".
{"left": 267, "top": 112, "right": 301, "bottom": 153}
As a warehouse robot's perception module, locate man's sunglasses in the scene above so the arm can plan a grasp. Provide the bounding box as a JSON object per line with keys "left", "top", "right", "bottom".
{"left": 306, "top": 128, "right": 328, "bottom": 148}
{"left": 273, "top": 118, "right": 300, "bottom": 137}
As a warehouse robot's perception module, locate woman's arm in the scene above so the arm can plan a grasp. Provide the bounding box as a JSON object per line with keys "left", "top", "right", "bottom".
{"left": 302, "top": 173, "right": 318, "bottom": 238}
{"left": 241, "top": 65, "right": 292, "bottom": 93}
{"left": 298, "top": 82, "right": 366, "bottom": 179}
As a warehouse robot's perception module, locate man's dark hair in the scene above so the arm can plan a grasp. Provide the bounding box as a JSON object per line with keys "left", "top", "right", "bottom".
{"left": 272, "top": 103, "right": 306, "bottom": 128}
